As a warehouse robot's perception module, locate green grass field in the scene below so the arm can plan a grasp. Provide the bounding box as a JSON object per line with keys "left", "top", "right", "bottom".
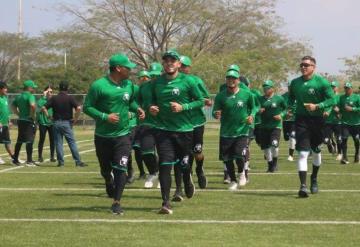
{"left": 0, "top": 125, "right": 360, "bottom": 246}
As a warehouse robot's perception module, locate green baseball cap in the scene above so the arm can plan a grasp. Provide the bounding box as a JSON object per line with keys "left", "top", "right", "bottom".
{"left": 344, "top": 82, "right": 352, "bottom": 88}
{"left": 137, "top": 70, "right": 151, "bottom": 78}
{"left": 227, "top": 64, "right": 240, "bottom": 73}
{"left": 23, "top": 80, "right": 38, "bottom": 89}
{"left": 148, "top": 62, "right": 163, "bottom": 76}
{"left": 262, "top": 80, "right": 274, "bottom": 88}
{"left": 109, "top": 54, "right": 136, "bottom": 69}
{"left": 180, "top": 55, "right": 192, "bottom": 66}
{"left": 225, "top": 70, "right": 240, "bottom": 78}
{"left": 330, "top": 81, "right": 339, "bottom": 87}
{"left": 162, "top": 50, "right": 180, "bottom": 60}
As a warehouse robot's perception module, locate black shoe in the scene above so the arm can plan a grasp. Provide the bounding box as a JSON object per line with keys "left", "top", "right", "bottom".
{"left": 50, "top": 158, "right": 57, "bottom": 162}
{"left": 196, "top": 166, "right": 207, "bottom": 189}
{"left": 223, "top": 171, "right": 231, "bottom": 184}
{"left": 111, "top": 202, "right": 124, "bottom": 215}
{"left": 354, "top": 155, "right": 359, "bottom": 164}
{"left": 38, "top": 157, "right": 44, "bottom": 163}
{"left": 57, "top": 163, "right": 64, "bottom": 167}
{"left": 182, "top": 170, "right": 195, "bottom": 198}
{"left": 310, "top": 177, "right": 318, "bottom": 194}
{"left": 138, "top": 173, "right": 147, "bottom": 180}
{"left": 172, "top": 189, "right": 184, "bottom": 202}
{"left": 105, "top": 183, "right": 115, "bottom": 198}
{"left": 126, "top": 174, "right": 135, "bottom": 184}
{"left": 266, "top": 161, "right": 274, "bottom": 173}
{"left": 298, "top": 184, "right": 309, "bottom": 198}
{"left": 76, "top": 162, "right": 88, "bottom": 167}
{"left": 12, "top": 159, "right": 21, "bottom": 166}
{"left": 26, "top": 160, "right": 40, "bottom": 167}
{"left": 158, "top": 201, "right": 173, "bottom": 214}
{"left": 340, "top": 159, "right": 349, "bottom": 165}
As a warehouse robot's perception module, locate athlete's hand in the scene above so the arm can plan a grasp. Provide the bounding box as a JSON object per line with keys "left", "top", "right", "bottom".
{"left": 260, "top": 108, "right": 265, "bottom": 113}
{"left": 323, "top": 112, "right": 330, "bottom": 117}
{"left": 273, "top": 115, "right": 282, "bottom": 121}
{"left": 345, "top": 105, "right": 353, "bottom": 112}
{"left": 107, "top": 113, "right": 119, "bottom": 124}
{"left": 214, "top": 110, "right": 221, "bottom": 119}
{"left": 204, "top": 98, "right": 213, "bottom": 107}
{"left": 137, "top": 108, "right": 145, "bottom": 120}
{"left": 170, "top": 102, "right": 183, "bottom": 113}
{"left": 149, "top": 105, "right": 160, "bottom": 116}
{"left": 246, "top": 115, "right": 253, "bottom": 124}
{"left": 333, "top": 106, "right": 340, "bottom": 113}
{"left": 304, "top": 103, "right": 318, "bottom": 112}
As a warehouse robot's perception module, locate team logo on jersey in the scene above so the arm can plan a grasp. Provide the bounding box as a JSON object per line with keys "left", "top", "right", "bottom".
{"left": 172, "top": 88, "right": 180, "bottom": 96}
{"left": 123, "top": 93, "right": 130, "bottom": 101}
{"left": 271, "top": 102, "right": 277, "bottom": 108}
{"left": 349, "top": 101, "right": 353, "bottom": 106}
{"left": 308, "top": 88, "right": 315, "bottom": 95}
{"left": 236, "top": 101, "right": 244, "bottom": 108}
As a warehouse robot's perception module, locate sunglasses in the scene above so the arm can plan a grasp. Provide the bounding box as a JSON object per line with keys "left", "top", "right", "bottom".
{"left": 300, "top": 63, "right": 314, "bottom": 68}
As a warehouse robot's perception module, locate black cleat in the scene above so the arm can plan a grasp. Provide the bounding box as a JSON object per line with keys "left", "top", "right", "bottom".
{"left": 354, "top": 155, "right": 359, "bottom": 164}
{"left": 111, "top": 202, "right": 124, "bottom": 215}
{"left": 298, "top": 184, "right": 309, "bottom": 198}
{"left": 196, "top": 166, "right": 207, "bottom": 189}
{"left": 182, "top": 170, "right": 195, "bottom": 198}
{"left": 57, "top": 163, "right": 64, "bottom": 167}
{"left": 310, "top": 177, "right": 318, "bottom": 194}
{"left": 340, "top": 159, "right": 349, "bottom": 165}
{"left": 76, "top": 162, "right": 88, "bottom": 167}
{"left": 158, "top": 202, "right": 173, "bottom": 214}
{"left": 171, "top": 190, "right": 184, "bottom": 202}
{"left": 12, "top": 159, "right": 21, "bottom": 166}
{"left": 38, "top": 157, "right": 44, "bottom": 163}
{"left": 50, "top": 158, "right": 57, "bottom": 162}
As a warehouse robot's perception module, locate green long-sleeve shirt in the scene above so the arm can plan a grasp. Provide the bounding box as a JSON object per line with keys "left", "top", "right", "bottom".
{"left": 259, "top": 94, "right": 287, "bottom": 129}
{"left": 83, "top": 76, "right": 139, "bottom": 137}
{"left": 151, "top": 72, "right": 204, "bottom": 132}
{"left": 339, "top": 93, "right": 360, "bottom": 126}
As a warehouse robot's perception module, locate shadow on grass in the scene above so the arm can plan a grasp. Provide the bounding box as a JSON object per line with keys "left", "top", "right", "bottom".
{"left": 53, "top": 193, "right": 105, "bottom": 198}
{"left": 36, "top": 205, "right": 154, "bottom": 212}
{"left": 234, "top": 191, "right": 296, "bottom": 198}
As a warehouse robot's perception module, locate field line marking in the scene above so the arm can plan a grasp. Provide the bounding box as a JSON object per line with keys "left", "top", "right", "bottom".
{"left": 0, "top": 188, "right": 359, "bottom": 193}
{"left": 0, "top": 218, "right": 360, "bottom": 225}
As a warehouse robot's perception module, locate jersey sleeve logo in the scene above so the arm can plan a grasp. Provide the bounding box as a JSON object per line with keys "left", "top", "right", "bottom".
{"left": 172, "top": 88, "right": 180, "bottom": 96}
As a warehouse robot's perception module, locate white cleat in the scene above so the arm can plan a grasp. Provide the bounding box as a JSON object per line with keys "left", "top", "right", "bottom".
{"left": 144, "top": 174, "right": 158, "bottom": 189}
{"left": 336, "top": 154, "right": 342, "bottom": 161}
{"left": 0, "top": 157, "right": 5, "bottom": 164}
{"left": 238, "top": 171, "right": 247, "bottom": 187}
{"left": 228, "top": 181, "right": 238, "bottom": 191}
{"left": 287, "top": 155, "right": 294, "bottom": 162}
{"left": 157, "top": 182, "right": 161, "bottom": 189}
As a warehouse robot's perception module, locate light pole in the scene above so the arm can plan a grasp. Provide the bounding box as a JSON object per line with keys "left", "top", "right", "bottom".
{"left": 17, "top": 0, "right": 23, "bottom": 81}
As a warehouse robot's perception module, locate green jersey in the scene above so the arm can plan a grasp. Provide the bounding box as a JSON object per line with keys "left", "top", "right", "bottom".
{"left": 324, "top": 94, "right": 341, "bottom": 124}
{"left": 213, "top": 88, "right": 256, "bottom": 137}
{"left": 339, "top": 93, "right": 360, "bottom": 126}
{"left": 259, "top": 94, "right": 287, "bottom": 129}
{"left": 83, "top": 76, "right": 139, "bottom": 137}
{"left": 138, "top": 80, "right": 158, "bottom": 127}
{"left": 281, "top": 92, "right": 296, "bottom": 122}
{"left": 189, "top": 74, "right": 210, "bottom": 127}
{"left": 0, "top": 95, "right": 10, "bottom": 126}
{"left": 37, "top": 96, "right": 53, "bottom": 126}
{"left": 289, "top": 74, "right": 334, "bottom": 117}
{"left": 151, "top": 72, "right": 204, "bottom": 132}
{"left": 129, "top": 83, "right": 140, "bottom": 130}
{"left": 12, "top": 91, "right": 36, "bottom": 122}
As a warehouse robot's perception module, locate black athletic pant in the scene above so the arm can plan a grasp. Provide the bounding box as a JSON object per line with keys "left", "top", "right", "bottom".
{"left": 38, "top": 124, "right": 55, "bottom": 159}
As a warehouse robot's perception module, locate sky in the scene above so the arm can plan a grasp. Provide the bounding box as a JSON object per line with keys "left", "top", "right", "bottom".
{"left": 1, "top": 0, "right": 360, "bottom": 75}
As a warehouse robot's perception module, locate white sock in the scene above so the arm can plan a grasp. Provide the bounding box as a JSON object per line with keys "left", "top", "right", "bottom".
{"left": 289, "top": 137, "right": 296, "bottom": 150}
{"left": 298, "top": 151, "right": 310, "bottom": 172}
{"left": 313, "top": 152, "right": 322, "bottom": 167}
{"left": 271, "top": 147, "right": 279, "bottom": 159}
{"left": 264, "top": 148, "right": 272, "bottom": 162}
{"left": 244, "top": 161, "right": 249, "bottom": 170}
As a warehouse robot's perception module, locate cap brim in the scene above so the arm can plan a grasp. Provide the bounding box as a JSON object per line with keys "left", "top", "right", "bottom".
{"left": 124, "top": 62, "right": 137, "bottom": 69}
{"left": 162, "top": 54, "right": 180, "bottom": 60}
{"left": 149, "top": 71, "right": 162, "bottom": 76}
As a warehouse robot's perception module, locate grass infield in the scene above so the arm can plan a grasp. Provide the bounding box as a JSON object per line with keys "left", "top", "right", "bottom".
{"left": 0, "top": 126, "right": 359, "bottom": 246}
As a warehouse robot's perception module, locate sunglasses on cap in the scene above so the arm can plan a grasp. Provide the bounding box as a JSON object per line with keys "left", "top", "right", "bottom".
{"left": 300, "top": 63, "right": 314, "bottom": 68}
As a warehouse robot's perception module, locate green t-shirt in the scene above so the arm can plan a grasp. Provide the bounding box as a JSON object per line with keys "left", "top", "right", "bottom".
{"left": 151, "top": 72, "right": 204, "bottom": 132}
{"left": 289, "top": 74, "right": 334, "bottom": 117}
{"left": 0, "top": 95, "right": 10, "bottom": 126}
{"left": 281, "top": 92, "right": 296, "bottom": 122}
{"left": 213, "top": 88, "right": 256, "bottom": 137}
{"left": 83, "top": 76, "right": 139, "bottom": 137}
{"left": 12, "top": 91, "right": 36, "bottom": 122}
{"left": 189, "top": 74, "right": 210, "bottom": 127}
{"left": 259, "top": 94, "right": 287, "bottom": 129}
{"left": 324, "top": 94, "right": 341, "bottom": 124}
{"left": 339, "top": 93, "right": 360, "bottom": 126}
{"left": 138, "top": 80, "right": 158, "bottom": 127}
{"left": 37, "top": 96, "right": 53, "bottom": 126}
{"left": 129, "top": 84, "right": 139, "bottom": 130}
